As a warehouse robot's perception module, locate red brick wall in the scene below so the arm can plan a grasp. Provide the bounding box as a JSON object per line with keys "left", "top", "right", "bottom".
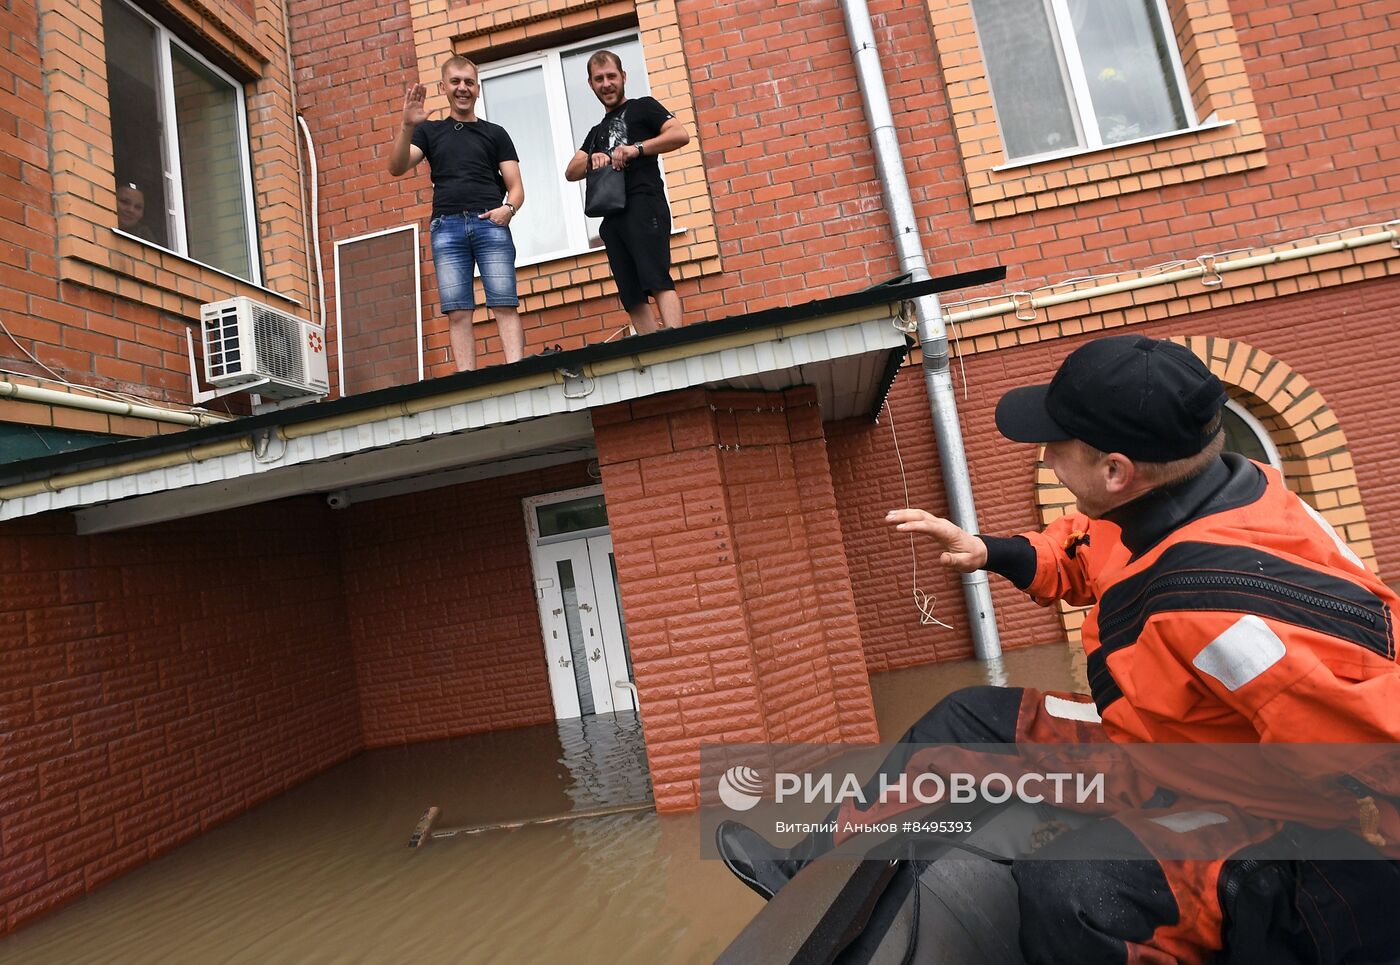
{"left": 828, "top": 375, "right": 1064, "bottom": 672}
{"left": 0, "top": 501, "right": 360, "bottom": 935}
{"left": 595, "top": 388, "right": 878, "bottom": 811}
{"left": 282, "top": 0, "right": 1399, "bottom": 382}
{"left": 718, "top": 387, "right": 878, "bottom": 744}
{"left": 832, "top": 274, "right": 1400, "bottom": 667}
{"left": 0, "top": 0, "right": 199, "bottom": 413}
{"left": 338, "top": 461, "right": 594, "bottom": 745}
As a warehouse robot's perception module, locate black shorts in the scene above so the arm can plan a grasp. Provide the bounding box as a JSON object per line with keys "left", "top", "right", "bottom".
{"left": 599, "top": 194, "right": 674, "bottom": 309}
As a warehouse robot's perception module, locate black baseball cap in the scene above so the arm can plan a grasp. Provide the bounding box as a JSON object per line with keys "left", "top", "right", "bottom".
{"left": 995, "top": 335, "right": 1227, "bottom": 461}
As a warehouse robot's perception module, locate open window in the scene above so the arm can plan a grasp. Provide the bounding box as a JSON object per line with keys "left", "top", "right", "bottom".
{"left": 101, "top": 0, "right": 260, "bottom": 282}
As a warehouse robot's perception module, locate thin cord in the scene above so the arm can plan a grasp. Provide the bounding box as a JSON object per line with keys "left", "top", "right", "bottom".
{"left": 884, "top": 398, "right": 954, "bottom": 630}
{"left": 0, "top": 315, "right": 65, "bottom": 382}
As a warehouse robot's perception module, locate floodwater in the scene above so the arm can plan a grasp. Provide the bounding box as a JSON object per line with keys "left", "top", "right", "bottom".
{"left": 2, "top": 644, "right": 1081, "bottom": 964}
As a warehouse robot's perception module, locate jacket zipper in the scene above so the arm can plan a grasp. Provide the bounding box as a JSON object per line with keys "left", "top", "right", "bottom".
{"left": 1099, "top": 570, "right": 1379, "bottom": 636}
{"left": 1221, "top": 857, "right": 1264, "bottom": 907}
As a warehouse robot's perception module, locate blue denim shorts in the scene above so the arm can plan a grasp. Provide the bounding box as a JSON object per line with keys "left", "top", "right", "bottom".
{"left": 429, "top": 213, "right": 519, "bottom": 312}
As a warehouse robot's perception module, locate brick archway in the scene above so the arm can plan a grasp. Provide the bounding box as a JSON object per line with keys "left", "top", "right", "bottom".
{"left": 1035, "top": 336, "right": 1379, "bottom": 647}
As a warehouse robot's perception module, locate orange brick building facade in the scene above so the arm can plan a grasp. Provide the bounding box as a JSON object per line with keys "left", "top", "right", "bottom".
{"left": 2, "top": 0, "right": 1398, "bottom": 935}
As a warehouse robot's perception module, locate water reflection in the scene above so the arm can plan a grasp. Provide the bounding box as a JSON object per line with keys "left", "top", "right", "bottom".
{"left": 1, "top": 644, "right": 1079, "bottom": 964}
{"left": 869, "top": 641, "right": 1085, "bottom": 739}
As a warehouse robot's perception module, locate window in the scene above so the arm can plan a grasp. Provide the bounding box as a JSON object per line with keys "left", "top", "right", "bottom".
{"left": 1221, "top": 399, "right": 1281, "bottom": 469}
{"left": 102, "top": 0, "right": 260, "bottom": 282}
{"left": 969, "top": 0, "right": 1194, "bottom": 162}
{"left": 477, "top": 30, "right": 654, "bottom": 265}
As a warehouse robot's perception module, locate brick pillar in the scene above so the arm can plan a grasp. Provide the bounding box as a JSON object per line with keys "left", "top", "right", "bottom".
{"left": 595, "top": 387, "right": 878, "bottom": 812}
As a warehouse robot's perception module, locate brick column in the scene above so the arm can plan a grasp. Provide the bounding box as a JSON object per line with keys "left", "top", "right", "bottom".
{"left": 595, "top": 387, "right": 878, "bottom": 812}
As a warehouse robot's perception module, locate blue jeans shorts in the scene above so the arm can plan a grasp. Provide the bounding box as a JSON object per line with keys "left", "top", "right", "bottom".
{"left": 429, "top": 213, "right": 519, "bottom": 313}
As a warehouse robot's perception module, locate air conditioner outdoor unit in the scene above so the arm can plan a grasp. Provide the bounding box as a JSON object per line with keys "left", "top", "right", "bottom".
{"left": 200, "top": 297, "right": 329, "bottom": 400}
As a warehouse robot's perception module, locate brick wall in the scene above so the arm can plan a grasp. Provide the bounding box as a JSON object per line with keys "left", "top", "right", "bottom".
{"left": 6, "top": 0, "right": 1397, "bottom": 414}
{"left": 0, "top": 500, "right": 361, "bottom": 935}
{"left": 831, "top": 273, "right": 1400, "bottom": 666}
{"left": 338, "top": 461, "right": 594, "bottom": 745}
{"left": 278, "top": 0, "right": 1399, "bottom": 392}
{"left": 829, "top": 374, "right": 1065, "bottom": 672}
{"left": 0, "top": 0, "right": 312, "bottom": 413}
{"left": 595, "top": 388, "right": 878, "bottom": 811}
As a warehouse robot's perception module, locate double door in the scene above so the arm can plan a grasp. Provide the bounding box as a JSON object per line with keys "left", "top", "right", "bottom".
{"left": 534, "top": 533, "right": 635, "bottom": 718}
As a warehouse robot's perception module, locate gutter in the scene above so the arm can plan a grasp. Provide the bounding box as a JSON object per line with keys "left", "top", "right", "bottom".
{"left": 839, "top": 0, "right": 1003, "bottom": 662}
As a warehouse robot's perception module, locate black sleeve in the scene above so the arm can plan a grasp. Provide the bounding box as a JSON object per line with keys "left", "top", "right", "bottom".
{"left": 638, "top": 97, "right": 674, "bottom": 135}
{"left": 411, "top": 123, "right": 430, "bottom": 156}
{"left": 982, "top": 535, "right": 1037, "bottom": 590}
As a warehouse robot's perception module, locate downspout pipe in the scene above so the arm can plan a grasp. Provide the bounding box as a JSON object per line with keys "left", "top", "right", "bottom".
{"left": 839, "top": 0, "right": 1003, "bottom": 662}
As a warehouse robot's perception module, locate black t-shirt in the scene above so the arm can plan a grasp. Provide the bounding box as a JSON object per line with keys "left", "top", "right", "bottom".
{"left": 581, "top": 96, "right": 674, "bottom": 199}
{"left": 411, "top": 118, "right": 519, "bottom": 217}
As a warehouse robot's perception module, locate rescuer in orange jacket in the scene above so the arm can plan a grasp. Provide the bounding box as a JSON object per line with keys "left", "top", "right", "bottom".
{"left": 718, "top": 334, "right": 1400, "bottom": 964}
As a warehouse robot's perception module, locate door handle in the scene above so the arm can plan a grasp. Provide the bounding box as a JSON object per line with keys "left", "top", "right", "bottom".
{"left": 558, "top": 656, "right": 571, "bottom": 668}
{"left": 552, "top": 608, "right": 562, "bottom": 616}
{"left": 579, "top": 603, "right": 593, "bottom": 613}
{"left": 590, "top": 647, "right": 601, "bottom": 662}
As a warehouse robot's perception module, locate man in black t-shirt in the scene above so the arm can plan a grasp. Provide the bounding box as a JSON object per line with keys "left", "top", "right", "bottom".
{"left": 564, "top": 50, "right": 690, "bottom": 334}
{"left": 388, "top": 56, "right": 526, "bottom": 371}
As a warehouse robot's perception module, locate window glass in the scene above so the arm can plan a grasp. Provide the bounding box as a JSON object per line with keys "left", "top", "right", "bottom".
{"left": 537, "top": 494, "right": 609, "bottom": 538}
{"left": 477, "top": 31, "right": 653, "bottom": 262}
{"left": 970, "top": 0, "right": 1080, "bottom": 158}
{"left": 1222, "top": 401, "right": 1279, "bottom": 468}
{"left": 480, "top": 66, "right": 569, "bottom": 259}
{"left": 970, "top": 0, "right": 1192, "bottom": 161}
{"left": 172, "top": 47, "right": 254, "bottom": 279}
{"left": 102, "top": 0, "right": 259, "bottom": 281}
{"left": 1067, "top": 0, "right": 1188, "bottom": 144}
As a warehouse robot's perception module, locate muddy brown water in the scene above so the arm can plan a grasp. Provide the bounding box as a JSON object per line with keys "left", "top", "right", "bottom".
{"left": 2, "top": 644, "right": 1081, "bottom": 964}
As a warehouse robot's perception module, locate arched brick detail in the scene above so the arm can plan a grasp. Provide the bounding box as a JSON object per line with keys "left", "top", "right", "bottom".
{"left": 1034, "top": 336, "right": 1378, "bottom": 647}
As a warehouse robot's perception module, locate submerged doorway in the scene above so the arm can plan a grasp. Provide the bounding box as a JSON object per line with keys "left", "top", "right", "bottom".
{"left": 525, "top": 485, "right": 637, "bottom": 719}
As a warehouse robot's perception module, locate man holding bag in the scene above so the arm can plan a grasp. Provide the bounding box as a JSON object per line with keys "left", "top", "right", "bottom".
{"left": 565, "top": 50, "right": 690, "bottom": 334}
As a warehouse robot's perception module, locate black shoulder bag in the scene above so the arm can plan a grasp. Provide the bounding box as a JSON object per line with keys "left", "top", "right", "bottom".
{"left": 583, "top": 112, "right": 628, "bottom": 218}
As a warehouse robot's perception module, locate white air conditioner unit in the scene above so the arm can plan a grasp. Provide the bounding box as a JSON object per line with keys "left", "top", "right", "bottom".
{"left": 199, "top": 297, "right": 329, "bottom": 400}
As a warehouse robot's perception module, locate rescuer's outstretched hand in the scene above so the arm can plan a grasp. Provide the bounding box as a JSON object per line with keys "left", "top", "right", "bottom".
{"left": 885, "top": 508, "right": 988, "bottom": 573}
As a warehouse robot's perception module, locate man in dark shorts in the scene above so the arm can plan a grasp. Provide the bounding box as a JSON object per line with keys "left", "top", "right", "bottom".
{"left": 564, "top": 50, "right": 690, "bottom": 334}
{"left": 388, "top": 55, "right": 526, "bottom": 371}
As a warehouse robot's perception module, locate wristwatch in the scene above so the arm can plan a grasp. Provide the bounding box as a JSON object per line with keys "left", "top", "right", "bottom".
{"left": 633, "top": 141, "right": 645, "bottom": 157}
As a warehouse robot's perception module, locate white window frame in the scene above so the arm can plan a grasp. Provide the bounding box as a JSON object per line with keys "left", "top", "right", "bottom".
{"left": 1223, "top": 398, "right": 1282, "bottom": 469}
{"left": 983, "top": 0, "right": 1199, "bottom": 166}
{"left": 476, "top": 27, "right": 656, "bottom": 269}
{"left": 108, "top": 0, "right": 261, "bottom": 284}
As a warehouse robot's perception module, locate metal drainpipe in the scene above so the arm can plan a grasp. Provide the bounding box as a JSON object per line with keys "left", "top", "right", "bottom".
{"left": 839, "top": 0, "right": 1003, "bottom": 663}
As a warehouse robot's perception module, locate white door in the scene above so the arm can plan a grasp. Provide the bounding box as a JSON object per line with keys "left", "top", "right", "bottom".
{"left": 527, "top": 488, "right": 635, "bottom": 720}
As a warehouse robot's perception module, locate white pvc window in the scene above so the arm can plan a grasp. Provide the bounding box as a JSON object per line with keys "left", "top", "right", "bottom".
{"left": 969, "top": 0, "right": 1195, "bottom": 162}
{"left": 476, "top": 30, "right": 653, "bottom": 266}
{"left": 102, "top": 0, "right": 260, "bottom": 282}
{"left": 1222, "top": 398, "right": 1281, "bottom": 469}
